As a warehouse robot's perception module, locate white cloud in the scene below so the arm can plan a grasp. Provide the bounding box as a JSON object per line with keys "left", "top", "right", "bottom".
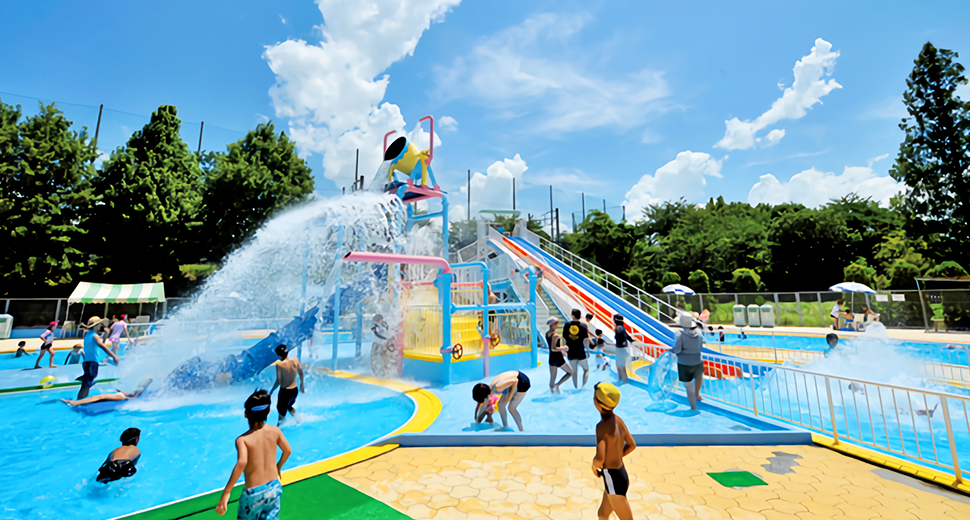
{"left": 764, "top": 129, "right": 785, "bottom": 147}
{"left": 867, "top": 153, "right": 890, "bottom": 168}
{"left": 459, "top": 154, "right": 529, "bottom": 216}
{"left": 263, "top": 0, "right": 461, "bottom": 188}
{"left": 715, "top": 38, "right": 842, "bottom": 150}
{"left": 747, "top": 166, "right": 902, "bottom": 207}
{"left": 280, "top": 14, "right": 286, "bottom": 24}
{"left": 438, "top": 115, "right": 458, "bottom": 131}
{"left": 622, "top": 151, "right": 725, "bottom": 220}
{"left": 528, "top": 167, "right": 602, "bottom": 187}
{"left": 435, "top": 13, "right": 669, "bottom": 134}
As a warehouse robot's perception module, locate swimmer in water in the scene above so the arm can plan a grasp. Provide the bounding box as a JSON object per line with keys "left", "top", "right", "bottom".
{"left": 270, "top": 344, "right": 305, "bottom": 426}
{"left": 15, "top": 341, "right": 30, "bottom": 358}
{"left": 63, "top": 343, "right": 83, "bottom": 365}
{"left": 473, "top": 370, "right": 531, "bottom": 431}
{"left": 97, "top": 428, "right": 142, "bottom": 483}
{"left": 61, "top": 378, "right": 153, "bottom": 406}
{"left": 592, "top": 382, "right": 636, "bottom": 520}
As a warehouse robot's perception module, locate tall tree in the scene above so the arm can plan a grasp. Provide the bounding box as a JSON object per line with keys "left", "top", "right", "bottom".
{"left": 889, "top": 42, "right": 970, "bottom": 262}
{"left": 199, "top": 122, "right": 313, "bottom": 263}
{"left": 0, "top": 101, "right": 99, "bottom": 296}
{"left": 88, "top": 105, "right": 204, "bottom": 285}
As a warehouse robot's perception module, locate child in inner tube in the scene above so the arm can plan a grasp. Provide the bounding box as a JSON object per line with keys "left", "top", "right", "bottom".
{"left": 97, "top": 428, "right": 141, "bottom": 483}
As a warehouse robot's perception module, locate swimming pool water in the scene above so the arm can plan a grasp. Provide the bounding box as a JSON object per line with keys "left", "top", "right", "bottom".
{"left": 426, "top": 365, "right": 780, "bottom": 435}
{"left": 0, "top": 372, "right": 413, "bottom": 520}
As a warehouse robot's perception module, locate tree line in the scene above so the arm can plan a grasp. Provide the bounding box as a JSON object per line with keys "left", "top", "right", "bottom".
{"left": 0, "top": 102, "right": 314, "bottom": 296}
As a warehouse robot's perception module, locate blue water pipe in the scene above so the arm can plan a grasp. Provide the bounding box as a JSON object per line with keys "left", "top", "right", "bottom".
{"left": 332, "top": 225, "right": 344, "bottom": 371}
{"left": 452, "top": 262, "right": 490, "bottom": 377}
{"left": 436, "top": 268, "right": 453, "bottom": 386}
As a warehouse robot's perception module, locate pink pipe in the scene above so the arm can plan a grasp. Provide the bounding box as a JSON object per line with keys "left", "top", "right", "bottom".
{"left": 343, "top": 251, "right": 451, "bottom": 273}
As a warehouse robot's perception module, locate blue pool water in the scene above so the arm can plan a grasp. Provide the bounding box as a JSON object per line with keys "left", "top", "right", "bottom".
{"left": 426, "top": 365, "right": 781, "bottom": 435}
{"left": 0, "top": 373, "right": 413, "bottom": 520}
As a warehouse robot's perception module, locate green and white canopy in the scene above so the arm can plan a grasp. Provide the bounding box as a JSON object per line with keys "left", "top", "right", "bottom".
{"left": 68, "top": 282, "right": 166, "bottom": 303}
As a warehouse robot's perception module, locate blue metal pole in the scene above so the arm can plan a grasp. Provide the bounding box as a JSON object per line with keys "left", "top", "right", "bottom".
{"left": 481, "top": 263, "right": 490, "bottom": 378}
{"left": 525, "top": 266, "right": 538, "bottom": 368}
{"left": 332, "top": 226, "right": 344, "bottom": 371}
{"left": 437, "top": 270, "right": 453, "bottom": 386}
{"left": 441, "top": 195, "right": 450, "bottom": 260}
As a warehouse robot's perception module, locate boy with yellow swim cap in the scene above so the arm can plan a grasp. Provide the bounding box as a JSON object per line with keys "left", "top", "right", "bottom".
{"left": 592, "top": 382, "right": 636, "bottom": 520}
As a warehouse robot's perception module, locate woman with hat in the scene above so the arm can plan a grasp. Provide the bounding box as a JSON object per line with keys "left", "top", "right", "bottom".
{"left": 545, "top": 316, "right": 572, "bottom": 393}
{"left": 76, "top": 317, "right": 121, "bottom": 400}
{"left": 673, "top": 313, "right": 705, "bottom": 411}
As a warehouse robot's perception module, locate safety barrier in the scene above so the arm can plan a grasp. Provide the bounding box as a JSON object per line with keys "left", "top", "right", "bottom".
{"left": 698, "top": 351, "right": 970, "bottom": 485}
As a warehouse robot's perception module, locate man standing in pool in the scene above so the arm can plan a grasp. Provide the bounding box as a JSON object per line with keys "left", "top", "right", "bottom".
{"left": 472, "top": 370, "right": 531, "bottom": 431}
{"left": 77, "top": 317, "right": 120, "bottom": 400}
{"left": 563, "top": 309, "right": 591, "bottom": 389}
{"left": 592, "top": 382, "right": 636, "bottom": 520}
{"left": 270, "top": 344, "right": 305, "bottom": 426}
{"left": 545, "top": 317, "right": 572, "bottom": 393}
{"left": 216, "top": 390, "right": 292, "bottom": 519}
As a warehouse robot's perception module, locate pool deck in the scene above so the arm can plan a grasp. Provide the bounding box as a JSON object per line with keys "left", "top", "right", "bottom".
{"left": 332, "top": 444, "right": 970, "bottom": 520}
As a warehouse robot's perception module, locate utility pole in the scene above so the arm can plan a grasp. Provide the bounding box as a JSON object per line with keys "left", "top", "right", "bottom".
{"left": 512, "top": 178, "right": 516, "bottom": 210}
{"left": 622, "top": 205, "right": 626, "bottom": 222}
{"left": 581, "top": 193, "right": 586, "bottom": 221}
{"left": 603, "top": 200, "right": 606, "bottom": 213}
{"left": 94, "top": 104, "right": 104, "bottom": 144}
{"left": 354, "top": 148, "right": 359, "bottom": 191}
{"left": 467, "top": 169, "right": 471, "bottom": 219}
{"left": 197, "top": 122, "right": 204, "bottom": 155}
{"left": 549, "top": 186, "right": 553, "bottom": 233}
{"left": 555, "top": 208, "right": 560, "bottom": 242}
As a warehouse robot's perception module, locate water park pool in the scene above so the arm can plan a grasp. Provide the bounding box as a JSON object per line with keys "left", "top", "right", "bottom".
{"left": 0, "top": 373, "right": 414, "bottom": 520}
{"left": 427, "top": 365, "right": 781, "bottom": 435}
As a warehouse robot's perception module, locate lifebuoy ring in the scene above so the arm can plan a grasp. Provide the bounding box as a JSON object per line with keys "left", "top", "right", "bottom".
{"left": 452, "top": 343, "right": 463, "bottom": 360}
{"left": 490, "top": 331, "right": 501, "bottom": 347}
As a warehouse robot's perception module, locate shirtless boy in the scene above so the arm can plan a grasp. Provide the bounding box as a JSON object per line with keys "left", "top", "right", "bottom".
{"left": 270, "top": 344, "right": 305, "bottom": 426}
{"left": 592, "top": 382, "right": 636, "bottom": 520}
{"left": 216, "top": 389, "right": 292, "bottom": 519}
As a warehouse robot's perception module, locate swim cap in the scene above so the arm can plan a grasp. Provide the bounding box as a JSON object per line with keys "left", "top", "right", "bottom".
{"left": 594, "top": 382, "right": 621, "bottom": 409}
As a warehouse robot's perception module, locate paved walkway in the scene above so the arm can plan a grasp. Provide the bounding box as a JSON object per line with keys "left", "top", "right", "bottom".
{"left": 332, "top": 445, "right": 970, "bottom": 520}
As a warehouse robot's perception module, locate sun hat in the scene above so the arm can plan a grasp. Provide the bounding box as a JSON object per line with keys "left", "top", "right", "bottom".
{"left": 594, "top": 382, "right": 621, "bottom": 409}
{"left": 678, "top": 313, "right": 698, "bottom": 329}
{"left": 84, "top": 316, "right": 104, "bottom": 329}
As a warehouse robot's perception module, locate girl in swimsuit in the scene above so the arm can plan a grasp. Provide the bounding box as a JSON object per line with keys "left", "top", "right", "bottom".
{"left": 545, "top": 317, "right": 572, "bottom": 393}
{"left": 472, "top": 370, "right": 531, "bottom": 431}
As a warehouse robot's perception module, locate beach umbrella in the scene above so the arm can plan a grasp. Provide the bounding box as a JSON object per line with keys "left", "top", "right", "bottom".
{"left": 662, "top": 284, "right": 695, "bottom": 295}
{"left": 828, "top": 282, "right": 876, "bottom": 294}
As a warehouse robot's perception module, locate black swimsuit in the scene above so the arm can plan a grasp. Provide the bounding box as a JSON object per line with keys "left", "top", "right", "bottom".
{"left": 97, "top": 454, "right": 140, "bottom": 483}
{"left": 546, "top": 332, "right": 566, "bottom": 367}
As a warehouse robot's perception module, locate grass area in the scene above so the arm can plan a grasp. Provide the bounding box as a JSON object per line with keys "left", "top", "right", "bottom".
{"left": 121, "top": 474, "right": 410, "bottom": 520}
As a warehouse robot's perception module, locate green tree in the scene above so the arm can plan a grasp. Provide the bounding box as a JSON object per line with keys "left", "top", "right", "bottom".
{"left": 0, "top": 101, "right": 99, "bottom": 296}
{"left": 571, "top": 211, "right": 643, "bottom": 277}
{"left": 449, "top": 219, "right": 477, "bottom": 251}
{"left": 843, "top": 257, "right": 876, "bottom": 286}
{"left": 889, "top": 42, "right": 970, "bottom": 261}
{"left": 88, "top": 105, "right": 204, "bottom": 286}
{"left": 687, "top": 269, "right": 711, "bottom": 294}
{"left": 661, "top": 271, "right": 681, "bottom": 286}
{"left": 199, "top": 122, "right": 313, "bottom": 263}
{"left": 872, "top": 230, "right": 932, "bottom": 289}
{"left": 924, "top": 260, "right": 968, "bottom": 279}
{"left": 731, "top": 268, "right": 763, "bottom": 292}
{"left": 765, "top": 204, "right": 852, "bottom": 291}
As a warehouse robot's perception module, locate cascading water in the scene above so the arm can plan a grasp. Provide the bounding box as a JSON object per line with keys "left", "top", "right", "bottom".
{"left": 118, "top": 192, "right": 410, "bottom": 391}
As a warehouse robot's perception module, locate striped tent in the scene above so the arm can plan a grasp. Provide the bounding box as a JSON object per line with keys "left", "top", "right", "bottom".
{"left": 68, "top": 282, "right": 166, "bottom": 303}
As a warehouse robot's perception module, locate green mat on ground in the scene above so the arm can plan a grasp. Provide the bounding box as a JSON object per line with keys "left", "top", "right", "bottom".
{"left": 121, "top": 474, "right": 411, "bottom": 520}
{"left": 707, "top": 471, "right": 767, "bottom": 488}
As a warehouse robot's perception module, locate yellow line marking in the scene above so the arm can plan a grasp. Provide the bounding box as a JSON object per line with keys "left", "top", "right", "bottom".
{"left": 279, "top": 368, "right": 441, "bottom": 485}
{"left": 811, "top": 433, "right": 969, "bottom": 494}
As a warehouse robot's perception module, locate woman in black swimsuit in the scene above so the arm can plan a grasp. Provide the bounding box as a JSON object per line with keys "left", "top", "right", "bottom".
{"left": 545, "top": 317, "right": 572, "bottom": 393}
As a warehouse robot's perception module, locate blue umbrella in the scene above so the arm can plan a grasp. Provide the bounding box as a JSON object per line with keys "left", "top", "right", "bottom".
{"left": 829, "top": 282, "right": 875, "bottom": 294}
{"left": 662, "top": 284, "right": 695, "bottom": 295}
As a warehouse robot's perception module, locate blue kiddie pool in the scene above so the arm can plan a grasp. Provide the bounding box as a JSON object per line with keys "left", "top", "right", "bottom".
{"left": 0, "top": 373, "right": 414, "bottom": 520}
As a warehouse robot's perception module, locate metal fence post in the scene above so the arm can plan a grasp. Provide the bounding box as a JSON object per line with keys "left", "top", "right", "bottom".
{"left": 939, "top": 398, "right": 963, "bottom": 484}
{"left": 818, "top": 292, "right": 825, "bottom": 326}
{"left": 795, "top": 292, "right": 803, "bottom": 326}
{"left": 918, "top": 290, "right": 931, "bottom": 331}
{"left": 750, "top": 363, "right": 759, "bottom": 415}
{"left": 824, "top": 376, "right": 840, "bottom": 445}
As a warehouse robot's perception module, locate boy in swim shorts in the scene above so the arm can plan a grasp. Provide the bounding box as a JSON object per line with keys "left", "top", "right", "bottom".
{"left": 270, "top": 344, "right": 305, "bottom": 426}
{"left": 592, "top": 382, "right": 636, "bottom": 520}
{"left": 217, "top": 390, "right": 292, "bottom": 519}
{"left": 97, "top": 428, "right": 141, "bottom": 483}
{"left": 472, "top": 370, "right": 531, "bottom": 431}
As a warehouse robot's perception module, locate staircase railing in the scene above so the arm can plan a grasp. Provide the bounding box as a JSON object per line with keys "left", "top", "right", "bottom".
{"left": 533, "top": 235, "right": 682, "bottom": 325}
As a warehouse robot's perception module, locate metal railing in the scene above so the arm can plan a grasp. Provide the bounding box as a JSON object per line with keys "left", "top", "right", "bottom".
{"left": 534, "top": 236, "right": 682, "bottom": 324}
{"left": 698, "top": 351, "right": 970, "bottom": 484}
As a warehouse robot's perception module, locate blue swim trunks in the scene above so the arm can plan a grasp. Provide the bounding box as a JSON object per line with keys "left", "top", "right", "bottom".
{"left": 237, "top": 479, "right": 281, "bottom": 520}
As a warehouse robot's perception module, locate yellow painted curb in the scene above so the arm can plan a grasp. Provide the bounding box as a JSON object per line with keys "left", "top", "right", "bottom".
{"left": 811, "top": 433, "right": 969, "bottom": 494}
{"left": 279, "top": 369, "right": 441, "bottom": 485}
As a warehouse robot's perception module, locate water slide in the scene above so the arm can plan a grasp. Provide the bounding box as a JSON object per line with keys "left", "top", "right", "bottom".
{"left": 500, "top": 235, "right": 763, "bottom": 379}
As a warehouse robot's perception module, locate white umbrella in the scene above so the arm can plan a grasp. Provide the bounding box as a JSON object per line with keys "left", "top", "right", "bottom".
{"left": 662, "top": 284, "right": 695, "bottom": 295}
{"left": 829, "top": 282, "right": 876, "bottom": 294}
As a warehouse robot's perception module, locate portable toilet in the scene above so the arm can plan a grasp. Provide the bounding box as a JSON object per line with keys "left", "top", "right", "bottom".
{"left": 760, "top": 303, "right": 776, "bottom": 328}
{"left": 746, "top": 304, "right": 762, "bottom": 327}
{"left": 0, "top": 314, "right": 11, "bottom": 339}
{"left": 732, "top": 305, "right": 747, "bottom": 326}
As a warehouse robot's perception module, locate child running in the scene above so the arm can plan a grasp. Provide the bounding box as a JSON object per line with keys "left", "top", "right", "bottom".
{"left": 216, "top": 390, "right": 292, "bottom": 519}
{"left": 33, "top": 321, "right": 58, "bottom": 369}
{"left": 269, "top": 344, "right": 305, "bottom": 426}
{"left": 472, "top": 370, "right": 531, "bottom": 431}
{"left": 592, "top": 382, "right": 636, "bottom": 520}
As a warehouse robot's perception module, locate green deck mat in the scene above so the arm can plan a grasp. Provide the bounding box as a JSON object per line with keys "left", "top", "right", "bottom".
{"left": 707, "top": 471, "right": 767, "bottom": 488}
{"left": 120, "top": 474, "right": 411, "bottom": 520}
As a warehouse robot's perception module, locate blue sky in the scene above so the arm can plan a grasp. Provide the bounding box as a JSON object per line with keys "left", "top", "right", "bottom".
{"left": 4, "top": 0, "right": 970, "bottom": 228}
